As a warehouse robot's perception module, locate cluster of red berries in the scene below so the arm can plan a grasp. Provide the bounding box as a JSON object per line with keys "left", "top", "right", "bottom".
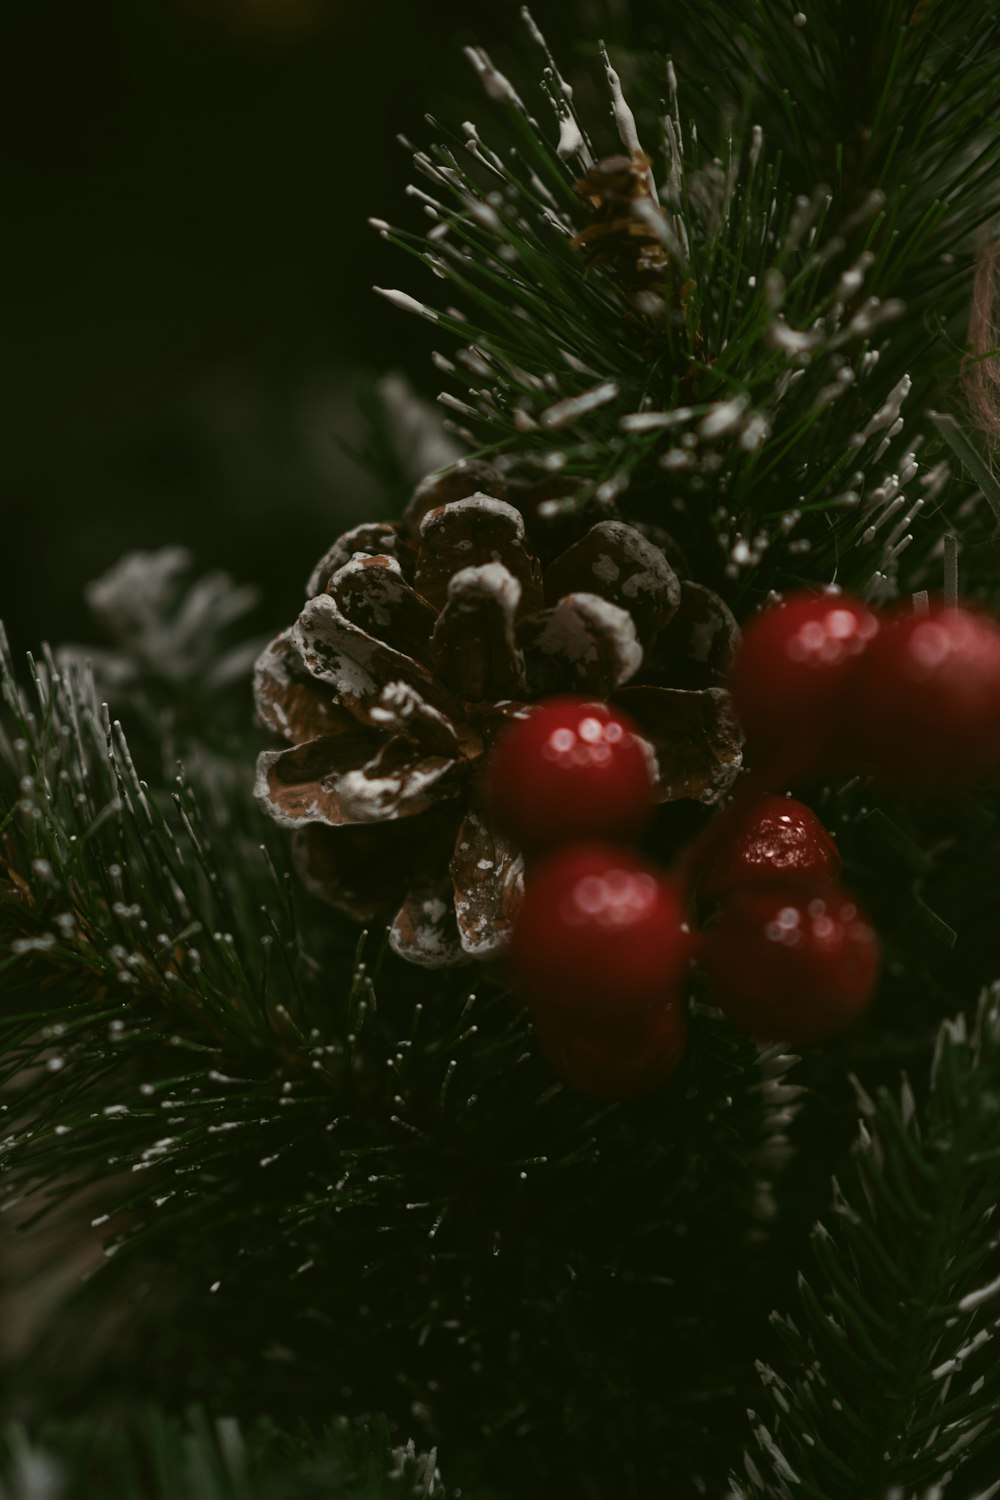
{"left": 489, "top": 698, "right": 692, "bottom": 1099}
{"left": 489, "top": 697, "right": 872, "bottom": 1097}
{"left": 487, "top": 594, "right": 1000, "bottom": 1100}
{"left": 732, "top": 593, "right": 1000, "bottom": 784}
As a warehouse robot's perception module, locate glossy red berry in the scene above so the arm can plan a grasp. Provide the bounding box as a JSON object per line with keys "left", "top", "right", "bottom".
{"left": 699, "top": 794, "right": 840, "bottom": 904}
{"left": 508, "top": 843, "right": 695, "bottom": 1029}
{"left": 729, "top": 592, "right": 879, "bottom": 773}
{"left": 850, "top": 604, "right": 1000, "bottom": 783}
{"left": 488, "top": 697, "right": 655, "bottom": 852}
{"left": 702, "top": 879, "right": 878, "bottom": 1043}
{"left": 535, "top": 999, "right": 688, "bottom": 1100}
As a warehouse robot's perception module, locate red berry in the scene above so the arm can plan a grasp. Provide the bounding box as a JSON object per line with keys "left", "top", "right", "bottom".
{"left": 488, "top": 697, "right": 654, "bottom": 853}
{"left": 702, "top": 879, "right": 878, "bottom": 1043}
{"left": 730, "top": 592, "right": 879, "bottom": 773}
{"left": 850, "top": 604, "right": 1000, "bottom": 783}
{"left": 536, "top": 1000, "right": 688, "bottom": 1100}
{"left": 508, "top": 843, "right": 695, "bottom": 1029}
{"left": 699, "top": 794, "right": 840, "bottom": 904}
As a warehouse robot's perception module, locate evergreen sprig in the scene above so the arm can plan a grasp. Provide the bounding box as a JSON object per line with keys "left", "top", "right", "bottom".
{"left": 733, "top": 988, "right": 1000, "bottom": 1499}
{"left": 4, "top": 3, "right": 1000, "bottom": 1494}
{"left": 0, "top": 1408, "right": 445, "bottom": 1500}
{"left": 0, "top": 567, "right": 801, "bottom": 1493}
{"left": 674, "top": 0, "right": 1000, "bottom": 306}
{"left": 372, "top": 3, "right": 1000, "bottom": 608}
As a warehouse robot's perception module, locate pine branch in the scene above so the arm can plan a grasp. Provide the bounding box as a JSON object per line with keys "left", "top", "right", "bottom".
{"left": 55, "top": 546, "right": 266, "bottom": 745}
{"left": 0, "top": 599, "right": 802, "bottom": 1493}
{"left": 732, "top": 988, "right": 1000, "bottom": 1498}
{"left": 671, "top": 0, "right": 1000, "bottom": 273}
{"left": 0, "top": 1407, "right": 448, "bottom": 1500}
{"left": 367, "top": 11, "right": 1000, "bottom": 606}
{"left": 373, "top": 7, "right": 1000, "bottom": 606}
{"left": 0, "top": 634, "right": 322, "bottom": 1087}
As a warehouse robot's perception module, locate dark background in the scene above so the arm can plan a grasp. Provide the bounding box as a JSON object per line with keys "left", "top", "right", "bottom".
{"left": 2, "top": 0, "right": 652, "bottom": 657}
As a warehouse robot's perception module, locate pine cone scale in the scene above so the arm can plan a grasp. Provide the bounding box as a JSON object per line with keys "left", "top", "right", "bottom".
{"left": 519, "top": 592, "right": 643, "bottom": 696}
{"left": 615, "top": 685, "right": 743, "bottom": 804}
{"left": 337, "top": 737, "right": 461, "bottom": 824}
{"left": 449, "top": 808, "right": 523, "bottom": 961}
{"left": 327, "top": 552, "right": 437, "bottom": 665}
{"left": 306, "top": 521, "right": 409, "bottom": 597}
{"left": 369, "top": 681, "right": 463, "bottom": 757}
{"left": 430, "top": 563, "right": 527, "bottom": 702}
{"left": 255, "top": 633, "right": 355, "bottom": 744}
{"left": 644, "top": 581, "right": 741, "bottom": 688}
{"left": 542, "top": 519, "right": 682, "bottom": 647}
{"left": 255, "top": 729, "right": 384, "bottom": 828}
{"left": 390, "top": 875, "right": 467, "bottom": 967}
{"left": 292, "top": 593, "right": 462, "bottom": 725}
{"left": 414, "top": 495, "right": 544, "bottom": 614}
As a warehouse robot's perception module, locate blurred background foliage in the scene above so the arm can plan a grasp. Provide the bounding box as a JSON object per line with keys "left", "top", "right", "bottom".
{"left": 1, "top": 0, "right": 656, "bottom": 656}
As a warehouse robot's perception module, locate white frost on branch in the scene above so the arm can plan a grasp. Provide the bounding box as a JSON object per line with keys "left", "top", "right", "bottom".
{"left": 557, "top": 113, "right": 585, "bottom": 161}
{"left": 464, "top": 45, "right": 529, "bottom": 114}
{"left": 373, "top": 287, "right": 438, "bottom": 321}
{"left": 699, "top": 396, "right": 750, "bottom": 438}
{"left": 958, "top": 1272, "right": 1000, "bottom": 1314}
{"left": 857, "top": 374, "right": 912, "bottom": 440}
{"left": 600, "top": 43, "right": 659, "bottom": 202}
{"left": 540, "top": 381, "right": 620, "bottom": 429}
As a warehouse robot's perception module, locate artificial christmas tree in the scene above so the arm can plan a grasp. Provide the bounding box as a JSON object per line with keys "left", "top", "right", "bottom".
{"left": 4, "top": 4, "right": 1000, "bottom": 1496}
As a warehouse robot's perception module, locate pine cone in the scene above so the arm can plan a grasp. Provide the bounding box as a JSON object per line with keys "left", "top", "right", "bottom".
{"left": 254, "top": 465, "right": 743, "bottom": 967}
{"left": 573, "top": 152, "right": 669, "bottom": 302}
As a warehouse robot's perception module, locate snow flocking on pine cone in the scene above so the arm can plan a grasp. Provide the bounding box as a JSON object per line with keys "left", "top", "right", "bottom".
{"left": 253, "top": 462, "right": 743, "bottom": 967}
